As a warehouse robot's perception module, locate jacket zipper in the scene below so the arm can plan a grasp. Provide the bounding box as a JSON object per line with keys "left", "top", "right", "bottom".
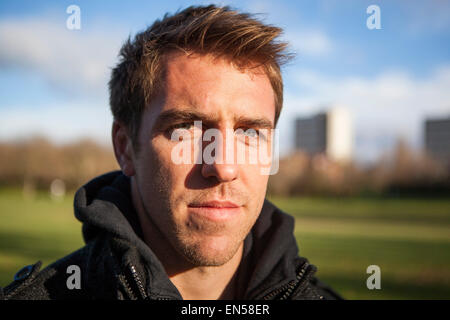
{"left": 123, "top": 264, "right": 148, "bottom": 300}
{"left": 262, "top": 261, "right": 313, "bottom": 300}
{"left": 120, "top": 273, "right": 136, "bottom": 300}
{"left": 123, "top": 264, "right": 177, "bottom": 300}
{"left": 262, "top": 280, "right": 296, "bottom": 300}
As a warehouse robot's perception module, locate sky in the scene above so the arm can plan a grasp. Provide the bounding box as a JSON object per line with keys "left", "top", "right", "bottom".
{"left": 0, "top": 0, "right": 449, "bottom": 164}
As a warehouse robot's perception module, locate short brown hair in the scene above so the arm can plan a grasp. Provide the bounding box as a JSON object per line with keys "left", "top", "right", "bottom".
{"left": 109, "top": 5, "right": 291, "bottom": 152}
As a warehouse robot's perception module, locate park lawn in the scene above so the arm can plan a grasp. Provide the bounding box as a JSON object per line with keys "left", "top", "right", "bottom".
{"left": 269, "top": 196, "right": 450, "bottom": 224}
{"left": 1, "top": 188, "right": 450, "bottom": 299}
{"left": 270, "top": 196, "right": 450, "bottom": 299}
{"left": 293, "top": 219, "right": 450, "bottom": 299}
{"left": 0, "top": 188, "right": 83, "bottom": 286}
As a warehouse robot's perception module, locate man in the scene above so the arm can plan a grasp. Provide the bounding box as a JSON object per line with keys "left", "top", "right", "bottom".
{"left": 1, "top": 5, "right": 341, "bottom": 300}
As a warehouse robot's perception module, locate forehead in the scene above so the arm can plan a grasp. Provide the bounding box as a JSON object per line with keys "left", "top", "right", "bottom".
{"left": 157, "top": 52, "right": 275, "bottom": 123}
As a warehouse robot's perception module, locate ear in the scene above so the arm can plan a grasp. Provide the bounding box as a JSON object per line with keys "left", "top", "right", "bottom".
{"left": 112, "top": 120, "right": 136, "bottom": 177}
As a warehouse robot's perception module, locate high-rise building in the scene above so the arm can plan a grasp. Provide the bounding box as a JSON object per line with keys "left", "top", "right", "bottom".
{"left": 424, "top": 116, "right": 450, "bottom": 164}
{"left": 295, "top": 107, "right": 353, "bottom": 162}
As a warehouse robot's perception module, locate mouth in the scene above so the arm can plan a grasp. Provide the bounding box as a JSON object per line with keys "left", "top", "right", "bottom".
{"left": 187, "top": 200, "right": 241, "bottom": 221}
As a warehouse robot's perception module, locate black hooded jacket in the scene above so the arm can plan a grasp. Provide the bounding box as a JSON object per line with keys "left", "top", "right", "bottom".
{"left": 1, "top": 171, "right": 341, "bottom": 300}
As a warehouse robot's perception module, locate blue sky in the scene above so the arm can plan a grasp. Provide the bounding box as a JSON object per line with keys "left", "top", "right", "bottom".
{"left": 1, "top": 0, "right": 449, "bottom": 163}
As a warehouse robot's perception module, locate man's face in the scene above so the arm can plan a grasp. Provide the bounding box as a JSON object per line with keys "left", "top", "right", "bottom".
{"left": 131, "top": 53, "right": 275, "bottom": 267}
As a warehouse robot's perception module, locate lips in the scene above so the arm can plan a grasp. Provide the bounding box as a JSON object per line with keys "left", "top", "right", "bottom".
{"left": 188, "top": 200, "right": 241, "bottom": 221}
{"left": 189, "top": 200, "right": 239, "bottom": 208}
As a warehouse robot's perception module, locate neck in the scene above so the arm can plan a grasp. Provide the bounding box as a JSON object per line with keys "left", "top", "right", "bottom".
{"left": 170, "top": 244, "right": 243, "bottom": 300}
{"left": 131, "top": 178, "right": 243, "bottom": 300}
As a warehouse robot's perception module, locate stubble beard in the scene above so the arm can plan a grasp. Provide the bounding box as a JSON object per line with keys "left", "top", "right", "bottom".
{"left": 138, "top": 177, "right": 244, "bottom": 268}
{"left": 174, "top": 216, "right": 249, "bottom": 267}
{"left": 141, "top": 156, "right": 252, "bottom": 267}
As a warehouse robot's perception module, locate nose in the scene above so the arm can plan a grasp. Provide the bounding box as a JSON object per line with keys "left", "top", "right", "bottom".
{"left": 200, "top": 129, "right": 239, "bottom": 182}
{"left": 201, "top": 162, "right": 239, "bottom": 182}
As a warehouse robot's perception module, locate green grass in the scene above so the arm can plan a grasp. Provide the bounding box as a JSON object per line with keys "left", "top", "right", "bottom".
{"left": 0, "top": 188, "right": 83, "bottom": 286}
{"left": 269, "top": 196, "right": 450, "bottom": 224}
{"left": 269, "top": 195, "right": 450, "bottom": 299}
{"left": 1, "top": 189, "right": 450, "bottom": 299}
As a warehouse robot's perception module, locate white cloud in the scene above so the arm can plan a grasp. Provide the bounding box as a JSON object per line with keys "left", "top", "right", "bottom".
{"left": 0, "top": 16, "right": 125, "bottom": 146}
{"left": 279, "top": 65, "right": 450, "bottom": 163}
{"left": 285, "top": 29, "right": 333, "bottom": 57}
{"left": 0, "top": 16, "right": 124, "bottom": 98}
{"left": 244, "top": 0, "right": 334, "bottom": 57}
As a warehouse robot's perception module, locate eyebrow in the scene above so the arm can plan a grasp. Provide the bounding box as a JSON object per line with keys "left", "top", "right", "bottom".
{"left": 152, "top": 109, "right": 216, "bottom": 133}
{"left": 152, "top": 108, "right": 274, "bottom": 133}
{"left": 234, "top": 115, "right": 274, "bottom": 130}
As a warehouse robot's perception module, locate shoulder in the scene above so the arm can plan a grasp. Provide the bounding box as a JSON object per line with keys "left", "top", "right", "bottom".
{"left": 1, "top": 244, "right": 97, "bottom": 300}
{"left": 292, "top": 275, "right": 344, "bottom": 300}
{"left": 287, "top": 258, "right": 344, "bottom": 300}
{"left": 310, "top": 276, "right": 344, "bottom": 300}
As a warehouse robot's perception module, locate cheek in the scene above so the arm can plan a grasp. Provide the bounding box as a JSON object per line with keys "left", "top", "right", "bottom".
{"left": 134, "top": 137, "right": 173, "bottom": 196}
{"left": 240, "top": 165, "right": 269, "bottom": 204}
{"left": 136, "top": 139, "right": 191, "bottom": 224}
{"left": 243, "top": 169, "right": 268, "bottom": 220}
{"left": 150, "top": 137, "right": 194, "bottom": 196}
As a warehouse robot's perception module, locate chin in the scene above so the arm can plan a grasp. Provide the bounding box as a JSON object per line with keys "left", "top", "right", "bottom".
{"left": 180, "top": 235, "right": 241, "bottom": 267}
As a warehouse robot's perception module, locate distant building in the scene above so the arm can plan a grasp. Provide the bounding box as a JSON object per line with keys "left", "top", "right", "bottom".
{"left": 295, "top": 107, "right": 353, "bottom": 162}
{"left": 424, "top": 116, "right": 450, "bottom": 164}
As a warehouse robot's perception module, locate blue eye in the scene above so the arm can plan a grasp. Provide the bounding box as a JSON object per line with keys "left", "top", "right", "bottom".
{"left": 245, "top": 130, "right": 258, "bottom": 138}
{"left": 236, "top": 128, "right": 259, "bottom": 138}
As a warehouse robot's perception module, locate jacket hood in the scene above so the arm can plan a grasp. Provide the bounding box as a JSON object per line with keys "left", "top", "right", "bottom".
{"left": 74, "top": 171, "right": 304, "bottom": 299}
